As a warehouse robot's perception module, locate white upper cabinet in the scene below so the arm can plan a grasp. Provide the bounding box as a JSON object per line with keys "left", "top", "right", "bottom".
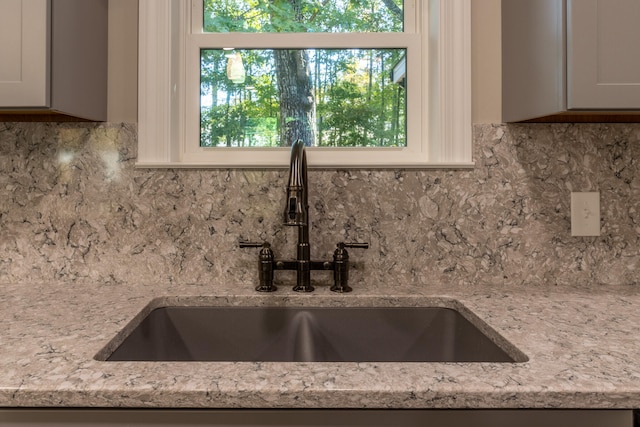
{"left": 502, "top": 0, "right": 640, "bottom": 122}
{"left": 0, "top": 0, "right": 108, "bottom": 121}
{"left": 568, "top": 0, "right": 640, "bottom": 109}
{"left": 0, "top": 0, "right": 49, "bottom": 108}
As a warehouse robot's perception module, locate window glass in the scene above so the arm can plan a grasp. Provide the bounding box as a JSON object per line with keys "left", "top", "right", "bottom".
{"left": 200, "top": 48, "right": 407, "bottom": 148}
{"left": 203, "top": 0, "right": 404, "bottom": 33}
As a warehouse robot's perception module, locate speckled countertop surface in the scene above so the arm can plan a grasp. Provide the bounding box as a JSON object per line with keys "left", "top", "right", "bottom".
{"left": 2, "top": 281, "right": 640, "bottom": 409}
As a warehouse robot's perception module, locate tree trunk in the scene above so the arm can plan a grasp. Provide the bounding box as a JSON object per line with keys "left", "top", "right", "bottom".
{"left": 274, "top": 49, "right": 316, "bottom": 146}
{"left": 381, "top": 0, "right": 403, "bottom": 19}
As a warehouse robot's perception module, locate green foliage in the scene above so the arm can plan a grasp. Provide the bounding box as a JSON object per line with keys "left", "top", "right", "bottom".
{"left": 200, "top": 0, "right": 406, "bottom": 148}
{"left": 204, "top": 0, "right": 403, "bottom": 33}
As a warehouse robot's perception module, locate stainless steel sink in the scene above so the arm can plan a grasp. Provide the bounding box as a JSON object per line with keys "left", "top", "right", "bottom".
{"left": 99, "top": 306, "right": 527, "bottom": 363}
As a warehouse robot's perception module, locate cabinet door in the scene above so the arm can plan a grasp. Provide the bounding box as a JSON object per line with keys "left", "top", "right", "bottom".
{"left": 568, "top": 0, "right": 640, "bottom": 109}
{"left": 0, "top": 0, "right": 49, "bottom": 108}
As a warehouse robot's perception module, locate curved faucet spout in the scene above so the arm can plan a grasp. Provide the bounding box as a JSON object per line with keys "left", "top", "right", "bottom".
{"left": 284, "top": 139, "right": 308, "bottom": 226}
{"left": 283, "top": 139, "right": 312, "bottom": 292}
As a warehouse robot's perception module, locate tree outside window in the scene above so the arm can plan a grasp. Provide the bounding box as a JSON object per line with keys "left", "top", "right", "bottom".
{"left": 200, "top": 0, "right": 406, "bottom": 148}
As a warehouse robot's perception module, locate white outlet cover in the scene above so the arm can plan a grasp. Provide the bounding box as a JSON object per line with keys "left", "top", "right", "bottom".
{"left": 571, "top": 192, "right": 600, "bottom": 237}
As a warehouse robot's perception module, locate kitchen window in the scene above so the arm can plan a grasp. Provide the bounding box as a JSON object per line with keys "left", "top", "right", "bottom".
{"left": 137, "top": 0, "right": 472, "bottom": 168}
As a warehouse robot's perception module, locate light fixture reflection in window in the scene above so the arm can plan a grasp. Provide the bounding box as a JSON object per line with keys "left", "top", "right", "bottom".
{"left": 225, "top": 52, "right": 246, "bottom": 84}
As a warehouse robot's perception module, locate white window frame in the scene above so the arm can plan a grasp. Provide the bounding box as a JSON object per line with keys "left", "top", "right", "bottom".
{"left": 137, "top": 0, "right": 472, "bottom": 168}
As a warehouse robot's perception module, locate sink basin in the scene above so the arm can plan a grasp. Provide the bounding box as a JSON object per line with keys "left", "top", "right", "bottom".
{"left": 99, "top": 305, "right": 526, "bottom": 363}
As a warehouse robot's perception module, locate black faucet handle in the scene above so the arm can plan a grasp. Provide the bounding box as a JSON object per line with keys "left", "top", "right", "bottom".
{"left": 331, "top": 242, "right": 368, "bottom": 293}
{"left": 239, "top": 241, "right": 276, "bottom": 292}
{"left": 239, "top": 241, "right": 270, "bottom": 249}
{"left": 339, "top": 242, "right": 369, "bottom": 249}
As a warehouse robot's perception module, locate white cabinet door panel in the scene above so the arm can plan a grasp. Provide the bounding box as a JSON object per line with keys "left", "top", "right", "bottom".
{"left": 0, "top": 0, "right": 49, "bottom": 107}
{"left": 568, "top": 0, "right": 640, "bottom": 109}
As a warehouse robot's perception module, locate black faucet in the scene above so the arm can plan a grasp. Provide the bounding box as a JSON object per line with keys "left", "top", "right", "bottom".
{"left": 241, "top": 140, "right": 368, "bottom": 292}
{"left": 283, "top": 140, "right": 313, "bottom": 292}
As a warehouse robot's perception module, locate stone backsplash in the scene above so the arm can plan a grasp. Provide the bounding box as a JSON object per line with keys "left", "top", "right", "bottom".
{"left": 1, "top": 122, "right": 639, "bottom": 288}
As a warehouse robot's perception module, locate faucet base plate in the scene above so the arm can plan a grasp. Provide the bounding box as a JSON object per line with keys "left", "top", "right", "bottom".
{"left": 293, "top": 284, "right": 315, "bottom": 293}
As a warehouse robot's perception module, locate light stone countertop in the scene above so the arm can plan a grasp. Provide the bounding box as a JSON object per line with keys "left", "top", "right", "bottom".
{"left": 1, "top": 280, "right": 640, "bottom": 409}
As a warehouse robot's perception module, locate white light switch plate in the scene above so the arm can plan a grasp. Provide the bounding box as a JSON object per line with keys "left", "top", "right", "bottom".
{"left": 571, "top": 192, "right": 600, "bottom": 236}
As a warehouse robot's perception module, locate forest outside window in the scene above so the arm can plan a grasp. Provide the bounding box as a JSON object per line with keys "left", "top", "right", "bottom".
{"left": 201, "top": 48, "right": 407, "bottom": 149}
{"left": 137, "top": 0, "right": 472, "bottom": 168}
{"left": 200, "top": 1, "right": 406, "bottom": 150}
